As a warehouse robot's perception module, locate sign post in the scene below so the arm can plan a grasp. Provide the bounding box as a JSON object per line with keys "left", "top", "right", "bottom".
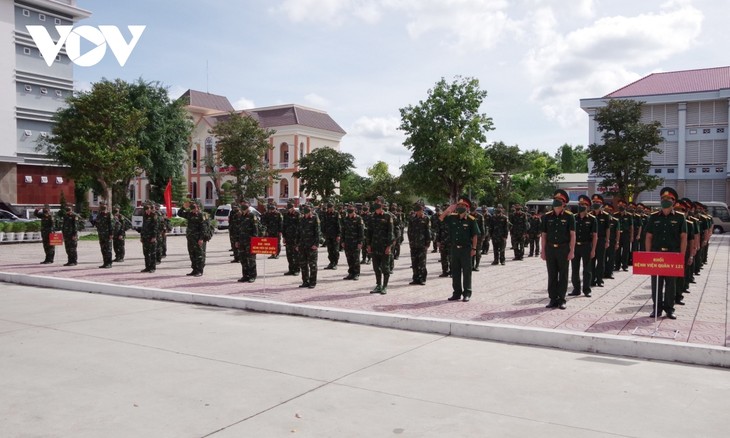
{"left": 250, "top": 237, "right": 279, "bottom": 292}
{"left": 631, "top": 251, "right": 683, "bottom": 339}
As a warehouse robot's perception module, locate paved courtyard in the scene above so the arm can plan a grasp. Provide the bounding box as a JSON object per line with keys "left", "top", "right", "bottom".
{"left": 1, "top": 230, "right": 728, "bottom": 349}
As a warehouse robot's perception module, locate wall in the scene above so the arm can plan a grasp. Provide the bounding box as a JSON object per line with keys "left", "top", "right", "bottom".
{"left": 16, "top": 164, "right": 75, "bottom": 205}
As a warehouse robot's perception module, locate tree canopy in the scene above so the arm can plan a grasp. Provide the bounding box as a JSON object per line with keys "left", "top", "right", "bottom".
{"left": 588, "top": 99, "right": 663, "bottom": 201}
{"left": 212, "top": 112, "right": 279, "bottom": 202}
{"left": 44, "top": 79, "right": 146, "bottom": 207}
{"left": 399, "top": 76, "right": 494, "bottom": 202}
{"left": 555, "top": 144, "right": 589, "bottom": 173}
{"left": 293, "top": 147, "right": 354, "bottom": 201}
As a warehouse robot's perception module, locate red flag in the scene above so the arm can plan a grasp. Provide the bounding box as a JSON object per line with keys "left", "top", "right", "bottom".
{"left": 164, "top": 179, "right": 173, "bottom": 218}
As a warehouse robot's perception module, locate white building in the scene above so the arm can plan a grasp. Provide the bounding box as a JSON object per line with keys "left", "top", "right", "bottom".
{"left": 580, "top": 66, "right": 730, "bottom": 204}
{"left": 0, "top": 0, "right": 90, "bottom": 210}
{"left": 129, "top": 89, "right": 347, "bottom": 209}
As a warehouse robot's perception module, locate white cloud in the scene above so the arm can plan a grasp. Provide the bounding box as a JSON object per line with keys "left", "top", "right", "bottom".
{"left": 233, "top": 97, "right": 256, "bottom": 110}
{"left": 344, "top": 115, "right": 409, "bottom": 174}
{"left": 303, "top": 93, "right": 331, "bottom": 108}
{"left": 523, "top": 2, "right": 704, "bottom": 128}
{"left": 73, "top": 80, "right": 92, "bottom": 93}
{"left": 350, "top": 115, "right": 402, "bottom": 138}
{"left": 167, "top": 85, "right": 188, "bottom": 100}
{"left": 272, "top": 0, "right": 377, "bottom": 25}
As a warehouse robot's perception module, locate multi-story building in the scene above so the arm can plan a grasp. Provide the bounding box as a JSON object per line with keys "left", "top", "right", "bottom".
{"left": 0, "top": 0, "right": 90, "bottom": 213}
{"left": 128, "top": 89, "right": 347, "bottom": 209}
{"left": 580, "top": 66, "right": 730, "bottom": 204}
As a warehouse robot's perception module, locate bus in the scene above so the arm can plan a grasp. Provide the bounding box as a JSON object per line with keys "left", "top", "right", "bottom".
{"left": 640, "top": 201, "right": 730, "bottom": 234}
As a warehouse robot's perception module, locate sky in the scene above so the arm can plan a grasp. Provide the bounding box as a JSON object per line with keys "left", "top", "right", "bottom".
{"left": 70, "top": 0, "right": 726, "bottom": 176}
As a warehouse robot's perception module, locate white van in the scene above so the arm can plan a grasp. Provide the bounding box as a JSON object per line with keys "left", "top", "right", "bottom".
{"left": 131, "top": 206, "right": 178, "bottom": 232}
{"left": 215, "top": 204, "right": 260, "bottom": 230}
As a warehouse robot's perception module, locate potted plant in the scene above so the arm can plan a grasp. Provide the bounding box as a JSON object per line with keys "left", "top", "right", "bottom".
{"left": 13, "top": 221, "right": 26, "bottom": 241}
{"left": 178, "top": 217, "right": 187, "bottom": 234}
{"left": 0, "top": 222, "right": 5, "bottom": 242}
{"left": 3, "top": 222, "right": 14, "bottom": 242}
{"left": 170, "top": 217, "right": 184, "bottom": 234}
{"left": 26, "top": 220, "right": 41, "bottom": 240}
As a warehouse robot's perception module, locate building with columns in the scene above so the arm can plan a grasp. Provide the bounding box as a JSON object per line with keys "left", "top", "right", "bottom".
{"left": 580, "top": 66, "right": 730, "bottom": 203}
{"left": 0, "top": 0, "right": 90, "bottom": 213}
{"left": 128, "top": 89, "right": 346, "bottom": 209}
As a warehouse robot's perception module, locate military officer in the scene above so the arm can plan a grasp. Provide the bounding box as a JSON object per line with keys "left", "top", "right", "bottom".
{"left": 674, "top": 199, "right": 695, "bottom": 304}
{"left": 366, "top": 197, "right": 395, "bottom": 294}
{"left": 236, "top": 200, "right": 260, "bottom": 283}
{"left": 228, "top": 203, "right": 243, "bottom": 263}
{"left": 614, "top": 199, "right": 633, "bottom": 272}
{"left": 509, "top": 203, "right": 529, "bottom": 260}
{"left": 94, "top": 202, "right": 114, "bottom": 268}
{"left": 408, "top": 201, "right": 431, "bottom": 285}
{"left": 390, "top": 203, "right": 404, "bottom": 260}
{"left": 282, "top": 201, "right": 301, "bottom": 275}
{"left": 262, "top": 203, "right": 283, "bottom": 259}
{"left": 34, "top": 204, "right": 56, "bottom": 264}
{"left": 178, "top": 200, "right": 207, "bottom": 277}
{"left": 481, "top": 205, "right": 492, "bottom": 255}
{"left": 436, "top": 203, "right": 451, "bottom": 276}
{"left": 296, "top": 203, "right": 321, "bottom": 288}
{"left": 140, "top": 201, "right": 159, "bottom": 273}
{"left": 603, "top": 203, "right": 621, "bottom": 280}
{"left": 589, "top": 194, "right": 610, "bottom": 287}
{"left": 569, "top": 195, "right": 597, "bottom": 297}
{"left": 360, "top": 204, "right": 372, "bottom": 264}
{"left": 341, "top": 203, "right": 365, "bottom": 280}
{"left": 61, "top": 205, "right": 82, "bottom": 266}
{"left": 322, "top": 202, "right": 341, "bottom": 269}
{"left": 489, "top": 204, "right": 510, "bottom": 265}
{"left": 540, "top": 189, "right": 576, "bottom": 309}
{"left": 527, "top": 210, "right": 541, "bottom": 257}
{"left": 440, "top": 196, "right": 479, "bottom": 302}
{"left": 644, "top": 187, "right": 687, "bottom": 319}
{"left": 112, "top": 205, "right": 131, "bottom": 263}
{"left": 470, "top": 204, "right": 485, "bottom": 271}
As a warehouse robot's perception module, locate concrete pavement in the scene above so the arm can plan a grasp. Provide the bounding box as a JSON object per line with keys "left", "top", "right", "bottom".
{"left": 1, "top": 283, "right": 728, "bottom": 438}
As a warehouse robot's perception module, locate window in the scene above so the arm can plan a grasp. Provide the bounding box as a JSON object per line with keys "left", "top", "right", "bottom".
{"left": 40, "top": 176, "right": 48, "bottom": 184}
{"left": 55, "top": 90, "right": 63, "bottom": 97}
{"left": 718, "top": 128, "right": 725, "bottom": 133}
{"left": 55, "top": 18, "right": 61, "bottom": 25}
{"left": 191, "top": 182, "right": 198, "bottom": 199}
{"left": 716, "top": 167, "right": 724, "bottom": 173}
{"left": 703, "top": 128, "right": 711, "bottom": 134}
{"left": 55, "top": 55, "right": 60, "bottom": 61}
{"left": 23, "top": 47, "right": 31, "bottom": 55}
{"left": 654, "top": 169, "right": 662, "bottom": 174}
{"left": 56, "top": 177, "right": 63, "bottom": 184}
{"left": 192, "top": 150, "right": 198, "bottom": 170}
{"left": 667, "top": 169, "right": 675, "bottom": 174}
{"left": 24, "top": 176, "right": 32, "bottom": 183}
{"left": 39, "top": 13, "right": 45, "bottom": 21}
{"left": 702, "top": 167, "right": 710, "bottom": 173}
{"left": 688, "top": 168, "right": 696, "bottom": 173}
{"left": 22, "top": 9, "right": 29, "bottom": 16}
{"left": 205, "top": 181, "right": 213, "bottom": 201}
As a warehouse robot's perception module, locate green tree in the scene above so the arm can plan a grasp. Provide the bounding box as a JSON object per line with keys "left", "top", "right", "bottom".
{"left": 212, "top": 112, "right": 279, "bottom": 202}
{"left": 293, "top": 147, "right": 355, "bottom": 201}
{"left": 588, "top": 99, "right": 663, "bottom": 201}
{"left": 555, "top": 143, "right": 588, "bottom": 173}
{"left": 399, "top": 76, "right": 494, "bottom": 201}
{"left": 339, "top": 170, "right": 371, "bottom": 204}
{"left": 44, "top": 79, "right": 146, "bottom": 207}
{"left": 130, "top": 79, "right": 193, "bottom": 205}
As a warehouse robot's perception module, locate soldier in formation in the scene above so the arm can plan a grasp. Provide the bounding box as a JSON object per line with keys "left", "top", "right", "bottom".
{"left": 236, "top": 200, "right": 260, "bottom": 283}
{"left": 282, "top": 201, "right": 301, "bottom": 276}
{"left": 359, "top": 204, "right": 372, "bottom": 265}
{"left": 509, "top": 203, "right": 529, "bottom": 260}
{"left": 435, "top": 203, "right": 451, "bottom": 277}
{"left": 140, "top": 201, "right": 159, "bottom": 273}
{"left": 94, "top": 202, "right": 114, "bottom": 268}
{"left": 61, "top": 205, "right": 82, "bottom": 266}
{"left": 321, "top": 202, "right": 341, "bottom": 270}
{"left": 489, "top": 204, "right": 510, "bottom": 265}
{"left": 297, "top": 203, "right": 321, "bottom": 288}
{"left": 407, "top": 201, "right": 431, "bottom": 285}
{"left": 540, "top": 189, "right": 575, "bottom": 310}
{"left": 569, "top": 195, "right": 597, "bottom": 297}
{"left": 470, "top": 204, "right": 485, "bottom": 271}
{"left": 34, "top": 204, "right": 56, "bottom": 264}
{"left": 366, "top": 197, "right": 394, "bottom": 294}
{"left": 614, "top": 199, "right": 633, "bottom": 272}
{"left": 527, "top": 210, "right": 541, "bottom": 257}
{"left": 341, "top": 203, "right": 365, "bottom": 280}
{"left": 112, "top": 204, "right": 131, "bottom": 263}
{"left": 228, "top": 203, "right": 243, "bottom": 263}
{"left": 480, "top": 204, "right": 491, "bottom": 256}
{"left": 589, "top": 195, "right": 610, "bottom": 288}
{"left": 439, "top": 196, "right": 479, "bottom": 302}
{"left": 178, "top": 200, "right": 207, "bottom": 277}
{"left": 262, "top": 203, "right": 283, "bottom": 259}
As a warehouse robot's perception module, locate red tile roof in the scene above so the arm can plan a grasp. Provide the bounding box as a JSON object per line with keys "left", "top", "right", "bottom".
{"left": 606, "top": 66, "right": 730, "bottom": 98}
{"left": 179, "top": 89, "right": 234, "bottom": 112}
{"left": 247, "top": 105, "right": 346, "bottom": 134}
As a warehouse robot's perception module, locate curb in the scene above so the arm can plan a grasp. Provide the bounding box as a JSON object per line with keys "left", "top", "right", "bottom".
{"left": 2, "top": 271, "right": 728, "bottom": 368}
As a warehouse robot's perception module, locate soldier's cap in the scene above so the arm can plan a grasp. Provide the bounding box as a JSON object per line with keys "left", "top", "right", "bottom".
{"left": 267, "top": 204, "right": 276, "bottom": 210}
{"left": 376, "top": 196, "right": 385, "bottom": 203}
{"left": 591, "top": 194, "right": 604, "bottom": 204}
{"left": 553, "top": 189, "right": 569, "bottom": 205}
{"left": 674, "top": 200, "right": 686, "bottom": 211}
{"left": 578, "top": 195, "right": 591, "bottom": 206}
{"left": 615, "top": 199, "right": 627, "bottom": 206}
{"left": 286, "top": 202, "right": 294, "bottom": 209}
{"left": 679, "top": 198, "right": 692, "bottom": 209}
{"left": 603, "top": 203, "right": 614, "bottom": 212}
{"left": 628, "top": 202, "right": 637, "bottom": 208}
{"left": 659, "top": 186, "right": 678, "bottom": 201}
{"left": 456, "top": 195, "right": 471, "bottom": 209}
{"left": 636, "top": 202, "right": 646, "bottom": 209}
{"left": 413, "top": 201, "right": 424, "bottom": 209}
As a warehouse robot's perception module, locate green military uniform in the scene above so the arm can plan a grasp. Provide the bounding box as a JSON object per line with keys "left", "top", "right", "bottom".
{"left": 282, "top": 202, "right": 300, "bottom": 275}
{"left": 297, "top": 205, "right": 321, "bottom": 288}
{"left": 431, "top": 207, "right": 441, "bottom": 254}
{"left": 61, "top": 207, "right": 82, "bottom": 266}
{"left": 589, "top": 195, "right": 610, "bottom": 287}
{"left": 262, "top": 205, "right": 283, "bottom": 259}
{"left": 228, "top": 204, "right": 243, "bottom": 263}
{"left": 509, "top": 206, "right": 529, "bottom": 260}
{"left": 481, "top": 207, "right": 492, "bottom": 255}
{"left": 408, "top": 204, "right": 431, "bottom": 285}
{"left": 342, "top": 204, "right": 365, "bottom": 280}
{"left": 604, "top": 206, "right": 620, "bottom": 280}
{"left": 112, "top": 206, "right": 131, "bottom": 262}
{"left": 94, "top": 204, "right": 114, "bottom": 268}
{"left": 366, "top": 201, "right": 394, "bottom": 294}
{"left": 677, "top": 202, "right": 695, "bottom": 303}
{"left": 237, "top": 204, "right": 260, "bottom": 282}
{"left": 489, "top": 206, "right": 510, "bottom": 265}
{"left": 614, "top": 201, "right": 633, "bottom": 271}
{"left": 436, "top": 204, "right": 451, "bottom": 276}
{"left": 321, "top": 204, "right": 341, "bottom": 269}
{"left": 471, "top": 206, "right": 485, "bottom": 271}
{"left": 645, "top": 187, "right": 687, "bottom": 319}
{"left": 140, "top": 203, "right": 159, "bottom": 273}
{"left": 390, "top": 204, "right": 404, "bottom": 261}
{"left": 570, "top": 195, "right": 597, "bottom": 296}
{"left": 34, "top": 206, "right": 56, "bottom": 264}
{"left": 527, "top": 212, "right": 541, "bottom": 257}
{"left": 541, "top": 190, "right": 576, "bottom": 309}
{"left": 360, "top": 206, "right": 372, "bottom": 264}
{"left": 178, "top": 203, "right": 207, "bottom": 276}
{"left": 442, "top": 197, "right": 479, "bottom": 301}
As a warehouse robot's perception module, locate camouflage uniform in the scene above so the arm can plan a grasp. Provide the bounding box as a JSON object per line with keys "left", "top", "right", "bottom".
{"left": 321, "top": 205, "right": 341, "bottom": 269}
{"left": 228, "top": 204, "right": 243, "bottom": 262}
{"left": 407, "top": 205, "right": 431, "bottom": 285}
{"left": 297, "top": 206, "right": 321, "bottom": 288}
{"left": 178, "top": 204, "right": 207, "bottom": 276}
{"left": 360, "top": 207, "right": 372, "bottom": 264}
{"left": 237, "top": 205, "right": 260, "bottom": 282}
{"left": 61, "top": 207, "right": 82, "bottom": 266}
{"left": 489, "top": 207, "right": 511, "bottom": 265}
{"left": 509, "top": 206, "right": 529, "bottom": 260}
{"left": 390, "top": 204, "right": 404, "bottom": 261}
{"left": 341, "top": 205, "right": 365, "bottom": 280}
{"left": 154, "top": 205, "right": 168, "bottom": 263}
{"left": 282, "top": 203, "right": 301, "bottom": 275}
{"left": 480, "top": 206, "right": 491, "bottom": 255}
{"left": 431, "top": 207, "right": 441, "bottom": 253}
{"left": 366, "top": 202, "right": 394, "bottom": 294}
{"left": 436, "top": 205, "right": 451, "bottom": 276}
{"left": 470, "top": 206, "right": 485, "bottom": 271}
{"left": 527, "top": 212, "right": 541, "bottom": 257}
{"left": 262, "top": 205, "right": 283, "bottom": 259}
{"left": 112, "top": 207, "right": 131, "bottom": 262}
{"left": 140, "top": 204, "right": 159, "bottom": 272}
{"left": 34, "top": 206, "right": 56, "bottom": 264}
{"left": 94, "top": 205, "right": 114, "bottom": 268}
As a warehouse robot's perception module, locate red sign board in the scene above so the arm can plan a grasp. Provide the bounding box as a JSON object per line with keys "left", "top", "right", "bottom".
{"left": 250, "top": 237, "right": 278, "bottom": 255}
{"left": 632, "top": 251, "right": 684, "bottom": 277}
{"left": 49, "top": 232, "right": 64, "bottom": 246}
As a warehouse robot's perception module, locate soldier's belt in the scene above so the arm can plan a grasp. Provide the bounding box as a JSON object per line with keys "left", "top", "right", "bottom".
{"left": 575, "top": 241, "right": 591, "bottom": 245}
{"left": 550, "top": 243, "right": 568, "bottom": 247}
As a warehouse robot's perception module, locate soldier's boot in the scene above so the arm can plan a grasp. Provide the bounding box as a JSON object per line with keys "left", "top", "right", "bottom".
{"left": 380, "top": 275, "right": 389, "bottom": 294}
{"left": 370, "top": 273, "right": 382, "bottom": 293}
{"left": 491, "top": 259, "right": 499, "bottom": 265}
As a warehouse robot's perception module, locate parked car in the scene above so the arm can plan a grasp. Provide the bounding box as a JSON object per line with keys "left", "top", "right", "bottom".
{"left": 214, "top": 204, "right": 260, "bottom": 230}
{"left": 131, "top": 206, "right": 179, "bottom": 232}
{"left": 0, "top": 209, "right": 33, "bottom": 222}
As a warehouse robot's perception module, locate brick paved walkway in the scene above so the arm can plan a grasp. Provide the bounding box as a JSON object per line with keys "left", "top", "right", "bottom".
{"left": 1, "top": 232, "right": 728, "bottom": 348}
